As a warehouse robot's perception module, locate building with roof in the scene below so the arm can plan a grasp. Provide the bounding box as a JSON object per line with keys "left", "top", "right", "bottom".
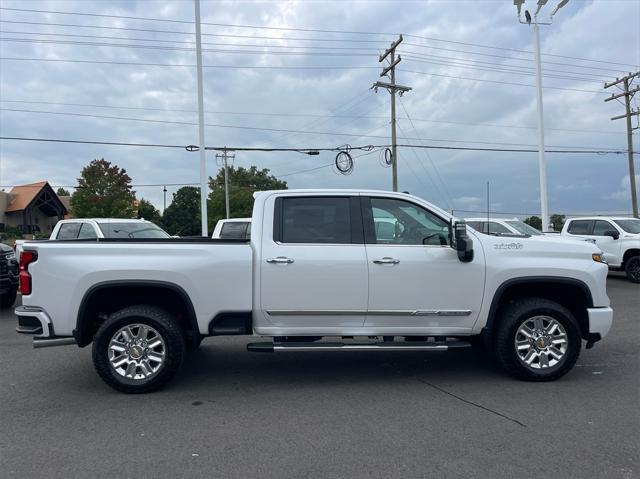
{"left": 0, "top": 181, "right": 68, "bottom": 234}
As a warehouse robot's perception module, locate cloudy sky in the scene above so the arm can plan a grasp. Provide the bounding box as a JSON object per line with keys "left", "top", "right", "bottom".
{"left": 0, "top": 0, "right": 639, "bottom": 218}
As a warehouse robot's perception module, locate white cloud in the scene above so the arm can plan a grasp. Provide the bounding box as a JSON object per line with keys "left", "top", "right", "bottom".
{"left": 602, "top": 174, "right": 640, "bottom": 201}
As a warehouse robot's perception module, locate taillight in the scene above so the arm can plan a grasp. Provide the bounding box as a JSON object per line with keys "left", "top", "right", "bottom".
{"left": 19, "top": 250, "right": 38, "bottom": 295}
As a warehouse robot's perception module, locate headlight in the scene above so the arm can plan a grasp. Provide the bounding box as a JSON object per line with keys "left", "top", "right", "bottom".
{"left": 592, "top": 253, "right": 607, "bottom": 264}
{"left": 4, "top": 252, "right": 15, "bottom": 261}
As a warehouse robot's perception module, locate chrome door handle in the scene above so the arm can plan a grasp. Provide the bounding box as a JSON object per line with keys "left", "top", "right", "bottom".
{"left": 373, "top": 257, "right": 400, "bottom": 265}
{"left": 266, "top": 256, "right": 295, "bottom": 264}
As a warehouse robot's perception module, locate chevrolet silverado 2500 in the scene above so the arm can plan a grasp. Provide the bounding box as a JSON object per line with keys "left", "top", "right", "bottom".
{"left": 16, "top": 190, "right": 613, "bottom": 393}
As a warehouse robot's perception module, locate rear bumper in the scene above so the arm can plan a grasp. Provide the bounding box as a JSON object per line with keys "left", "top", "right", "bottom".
{"left": 15, "top": 306, "right": 53, "bottom": 338}
{"left": 585, "top": 306, "right": 613, "bottom": 348}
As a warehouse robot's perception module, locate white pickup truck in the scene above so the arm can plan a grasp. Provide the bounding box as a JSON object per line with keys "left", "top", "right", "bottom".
{"left": 561, "top": 216, "right": 640, "bottom": 283}
{"left": 16, "top": 189, "right": 613, "bottom": 393}
{"left": 14, "top": 218, "right": 170, "bottom": 259}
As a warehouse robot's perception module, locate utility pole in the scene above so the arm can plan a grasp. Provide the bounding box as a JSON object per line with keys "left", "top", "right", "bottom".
{"left": 194, "top": 0, "right": 208, "bottom": 236}
{"left": 604, "top": 71, "right": 640, "bottom": 218}
{"left": 216, "top": 148, "right": 234, "bottom": 219}
{"left": 372, "top": 34, "right": 411, "bottom": 192}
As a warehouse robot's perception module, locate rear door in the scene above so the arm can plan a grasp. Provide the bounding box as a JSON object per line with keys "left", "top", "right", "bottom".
{"left": 260, "top": 195, "right": 368, "bottom": 328}
{"left": 362, "top": 196, "right": 484, "bottom": 331}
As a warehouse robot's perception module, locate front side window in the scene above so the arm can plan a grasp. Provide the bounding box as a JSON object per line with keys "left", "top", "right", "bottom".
{"left": 486, "top": 222, "right": 512, "bottom": 235}
{"left": 280, "top": 197, "right": 351, "bottom": 244}
{"left": 567, "top": 220, "right": 593, "bottom": 235}
{"left": 57, "top": 223, "right": 81, "bottom": 240}
{"left": 98, "top": 222, "right": 170, "bottom": 239}
{"left": 593, "top": 220, "right": 615, "bottom": 236}
{"left": 369, "top": 198, "right": 450, "bottom": 246}
{"left": 614, "top": 219, "right": 640, "bottom": 234}
{"left": 505, "top": 220, "right": 543, "bottom": 236}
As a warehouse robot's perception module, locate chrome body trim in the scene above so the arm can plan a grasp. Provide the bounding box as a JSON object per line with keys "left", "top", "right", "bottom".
{"left": 266, "top": 309, "right": 472, "bottom": 317}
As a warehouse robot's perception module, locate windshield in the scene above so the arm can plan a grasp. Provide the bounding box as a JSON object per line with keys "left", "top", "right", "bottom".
{"left": 506, "top": 220, "right": 543, "bottom": 236}
{"left": 98, "top": 222, "right": 170, "bottom": 239}
{"left": 614, "top": 219, "right": 640, "bottom": 234}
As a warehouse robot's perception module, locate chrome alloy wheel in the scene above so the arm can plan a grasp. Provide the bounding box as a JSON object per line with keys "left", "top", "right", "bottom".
{"left": 515, "top": 316, "right": 568, "bottom": 370}
{"left": 108, "top": 324, "right": 166, "bottom": 380}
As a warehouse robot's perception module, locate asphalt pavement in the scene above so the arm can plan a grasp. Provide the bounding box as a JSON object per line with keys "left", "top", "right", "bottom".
{"left": 1, "top": 275, "right": 638, "bottom": 479}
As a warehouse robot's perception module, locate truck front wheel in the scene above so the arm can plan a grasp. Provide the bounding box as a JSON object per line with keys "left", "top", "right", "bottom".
{"left": 494, "top": 298, "right": 581, "bottom": 381}
{"left": 624, "top": 255, "right": 640, "bottom": 283}
{"left": 92, "top": 305, "right": 186, "bottom": 393}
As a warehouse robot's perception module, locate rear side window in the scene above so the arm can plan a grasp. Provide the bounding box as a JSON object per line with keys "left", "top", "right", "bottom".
{"left": 77, "top": 223, "right": 98, "bottom": 239}
{"left": 57, "top": 223, "right": 81, "bottom": 240}
{"left": 279, "top": 197, "right": 352, "bottom": 244}
{"left": 220, "top": 222, "right": 250, "bottom": 239}
{"left": 466, "top": 221, "right": 484, "bottom": 232}
{"left": 567, "top": 220, "right": 593, "bottom": 235}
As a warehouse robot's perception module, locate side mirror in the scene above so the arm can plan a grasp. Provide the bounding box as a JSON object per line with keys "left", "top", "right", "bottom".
{"left": 604, "top": 230, "right": 619, "bottom": 240}
{"left": 452, "top": 221, "right": 474, "bottom": 262}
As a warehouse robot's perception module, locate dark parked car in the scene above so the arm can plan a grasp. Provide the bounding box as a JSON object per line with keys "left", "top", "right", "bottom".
{"left": 0, "top": 242, "right": 19, "bottom": 309}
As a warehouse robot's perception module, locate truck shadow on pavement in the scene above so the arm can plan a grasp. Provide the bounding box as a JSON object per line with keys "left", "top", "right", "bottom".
{"left": 173, "top": 341, "right": 505, "bottom": 392}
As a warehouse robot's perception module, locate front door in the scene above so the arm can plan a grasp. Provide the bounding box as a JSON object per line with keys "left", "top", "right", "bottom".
{"left": 260, "top": 195, "right": 368, "bottom": 329}
{"left": 362, "top": 196, "right": 485, "bottom": 332}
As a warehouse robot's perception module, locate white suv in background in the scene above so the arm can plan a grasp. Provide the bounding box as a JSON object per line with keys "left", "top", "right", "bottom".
{"left": 561, "top": 217, "right": 640, "bottom": 283}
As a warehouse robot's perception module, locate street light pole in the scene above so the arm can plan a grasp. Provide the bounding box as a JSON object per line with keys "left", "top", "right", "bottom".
{"left": 194, "top": 0, "right": 208, "bottom": 236}
{"left": 515, "top": 1, "right": 569, "bottom": 231}
{"left": 532, "top": 21, "right": 549, "bottom": 232}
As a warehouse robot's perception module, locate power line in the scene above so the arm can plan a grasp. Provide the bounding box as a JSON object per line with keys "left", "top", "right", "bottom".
{"left": 1, "top": 108, "right": 624, "bottom": 150}
{"left": 0, "top": 136, "right": 633, "bottom": 155}
{"left": 0, "top": 36, "right": 606, "bottom": 83}
{"left": 0, "top": 37, "right": 380, "bottom": 57}
{"left": 400, "top": 69, "right": 605, "bottom": 94}
{"left": 1, "top": 10, "right": 635, "bottom": 68}
{"left": 0, "top": 56, "right": 380, "bottom": 70}
{"left": 0, "top": 99, "right": 624, "bottom": 136}
{"left": 0, "top": 56, "right": 606, "bottom": 94}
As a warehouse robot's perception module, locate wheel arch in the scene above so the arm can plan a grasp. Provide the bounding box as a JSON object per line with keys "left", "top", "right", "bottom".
{"left": 622, "top": 248, "right": 640, "bottom": 266}
{"left": 74, "top": 280, "right": 200, "bottom": 349}
{"left": 485, "top": 277, "right": 594, "bottom": 340}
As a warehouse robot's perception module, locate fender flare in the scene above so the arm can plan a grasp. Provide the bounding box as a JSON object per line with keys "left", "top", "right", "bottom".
{"left": 484, "top": 276, "right": 594, "bottom": 332}
{"left": 73, "top": 280, "right": 199, "bottom": 348}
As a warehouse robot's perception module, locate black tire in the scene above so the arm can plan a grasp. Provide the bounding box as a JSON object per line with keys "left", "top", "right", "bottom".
{"left": 0, "top": 289, "right": 17, "bottom": 309}
{"left": 494, "top": 298, "right": 581, "bottom": 381}
{"left": 624, "top": 255, "right": 640, "bottom": 283}
{"left": 92, "top": 305, "right": 186, "bottom": 393}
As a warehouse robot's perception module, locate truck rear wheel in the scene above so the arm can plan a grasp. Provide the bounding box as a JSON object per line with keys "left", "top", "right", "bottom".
{"left": 92, "top": 305, "right": 185, "bottom": 393}
{"left": 624, "top": 255, "right": 640, "bottom": 283}
{"left": 494, "top": 298, "right": 581, "bottom": 381}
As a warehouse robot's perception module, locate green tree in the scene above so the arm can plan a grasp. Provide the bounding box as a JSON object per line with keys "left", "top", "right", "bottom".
{"left": 137, "top": 198, "right": 162, "bottom": 225}
{"left": 523, "top": 216, "right": 543, "bottom": 230}
{"left": 70, "top": 159, "right": 136, "bottom": 218}
{"left": 162, "top": 186, "right": 201, "bottom": 236}
{"left": 207, "top": 166, "right": 287, "bottom": 227}
{"left": 550, "top": 214, "right": 566, "bottom": 232}
{"left": 56, "top": 187, "right": 70, "bottom": 196}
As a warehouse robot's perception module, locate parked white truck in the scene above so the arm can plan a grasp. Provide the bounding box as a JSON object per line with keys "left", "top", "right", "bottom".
{"left": 14, "top": 218, "right": 170, "bottom": 259}
{"left": 16, "top": 190, "right": 613, "bottom": 393}
{"left": 561, "top": 216, "right": 640, "bottom": 283}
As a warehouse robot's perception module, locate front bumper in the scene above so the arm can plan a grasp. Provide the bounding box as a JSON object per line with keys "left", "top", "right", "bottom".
{"left": 15, "top": 306, "right": 53, "bottom": 338}
{"left": 585, "top": 306, "right": 613, "bottom": 348}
